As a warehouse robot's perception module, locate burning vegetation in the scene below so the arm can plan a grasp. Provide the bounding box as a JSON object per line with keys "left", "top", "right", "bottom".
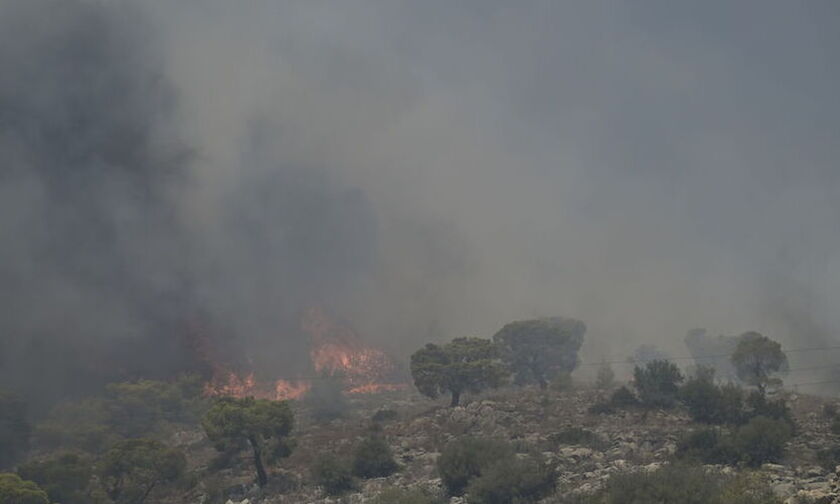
{"left": 203, "top": 307, "right": 405, "bottom": 400}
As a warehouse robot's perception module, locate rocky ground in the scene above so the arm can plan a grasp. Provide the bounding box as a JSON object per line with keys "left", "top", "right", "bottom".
{"left": 168, "top": 385, "right": 840, "bottom": 504}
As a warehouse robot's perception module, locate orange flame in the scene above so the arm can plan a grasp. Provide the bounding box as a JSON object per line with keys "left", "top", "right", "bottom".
{"left": 204, "top": 307, "right": 403, "bottom": 401}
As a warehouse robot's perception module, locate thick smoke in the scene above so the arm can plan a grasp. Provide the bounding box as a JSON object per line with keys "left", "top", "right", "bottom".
{"left": 3, "top": 0, "right": 840, "bottom": 410}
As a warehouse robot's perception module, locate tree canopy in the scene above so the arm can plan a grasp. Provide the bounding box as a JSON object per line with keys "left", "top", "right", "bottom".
{"left": 731, "top": 332, "right": 788, "bottom": 394}
{"left": 98, "top": 438, "right": 186, "bottom": 504}
{"left": 0, "top": 473, "right": 49, "bottom": 504}
{"left": 202, "top": 396, "right": 294, "bottom": 487}
{"left": 492, "top": 317, "right": 586, "bottom": 389}
{"left": 18, "top": 453, "right": 92, "bottom": 504}
{"left": 410, "top": 337, "right": 508, "bottom": 407}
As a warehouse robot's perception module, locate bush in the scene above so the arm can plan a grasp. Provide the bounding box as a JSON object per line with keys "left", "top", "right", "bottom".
{"left": 744, "top": 391, "right": 793, "bottom": 429}
{"left": 550, "top": 373, "right": 574, "bottom": 392}
{"left": 304, "top": 377, "right": 349, "bottom": 422}
{"left": 372, "top": 487, "right": 445, "bottom": 504}
{"left": 832, "top": 417, "right": 840, "bottom": 436}
{"left": 437, "top": 438, "right": 514, "bottom": 496}
{"left": 824, "top": 403, "right": 838, "bottom": 419}
{"left": 676, "top": 416, "right": 792, "bottom": 467}
{"left": 734, "top": 416, "right": 792, "bottom": 467}
{"left": 676, "top": 429, "right": 739, "bottom": 465}
{"left": 465, "top": 454, "right": 555, "bottom": 504}
{"left": 571, "top": 464, "right": 781, "bottom": 504}
{"left": 17, "top": 454, "right": 92, "bottom": 504}
{"left": 634, "top": 360, "right": 684, "bottom": 408}
{"left": 610, "top": 386, "right": 639, "bottom": 407}
{"left": 311, "top": 455, "right": 356, "bottom": 496}
{"left": 352, "top": 436, "right": 399, "bottom": 479}
{"left": 816, "top": 446, "right": 840, "bottom": 471}
{"left": 588, "top": 386, "right": 638, "bottom": 414}
{"left": 550, "top": 427, "right": 608, "bottom": 451}
{"left": 587, "top": 402, "right": 615, "bottom": 415}
{"left": 680, "top": 375, "right": 744, "bottom": 425}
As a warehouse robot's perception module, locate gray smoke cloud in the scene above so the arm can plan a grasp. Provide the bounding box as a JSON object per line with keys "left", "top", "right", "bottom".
{"left": 2, "top": 0, "right": 840, "bottom": 408}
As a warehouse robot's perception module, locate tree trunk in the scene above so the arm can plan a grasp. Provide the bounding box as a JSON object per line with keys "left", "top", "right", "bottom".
{"left": 450, "top": 390, "right": 461, "bottom": 407}
{"left": 537, "top": 376, "right": 548, "bottom": 390}
{"left": 248, "top": 436, "right": 268, "bottom": 487}
{"left": 136, "top": 481, "right": 157, "bottom": 504}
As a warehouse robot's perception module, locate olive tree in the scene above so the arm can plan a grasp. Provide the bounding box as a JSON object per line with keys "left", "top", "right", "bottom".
{"left": 98, "top": 438, "right": 186, "bottom": 504}
{"left": 202, "top": 397, "right": 294, "bottom": 487}
{"left": 731, "top": 332, "right": 788, "bottom": 395}
{"left": 492, "top": 317, "right": 586, "bottom": 389}
{"left": 410, "top": 337, "right": 508, "bottom": 407}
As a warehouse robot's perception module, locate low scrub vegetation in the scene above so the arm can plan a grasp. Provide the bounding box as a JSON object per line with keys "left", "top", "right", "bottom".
{"left": 465, "top": 454, "right": 556, "bottom": 504}
{"left": 676, "top": 416, "right": 793, "bottom": 467}
{"left": 310, "top": 455, "right": 357, "bottom": 496}
{"left": 559, "top": 464, "right": 781, "bottom": 504}
{"left": 372, "top": 487, "right": 445, "bottom": 504}
{"left": 437, "top": 437, "right": 553, "bottom": 503}
{"left": 352, "top": 436, "right": 399, "bottom": 479}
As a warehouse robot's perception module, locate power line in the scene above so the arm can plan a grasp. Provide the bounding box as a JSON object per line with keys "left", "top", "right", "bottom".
{"left": 583, "top": 344, "right": 840, "bottom": 367}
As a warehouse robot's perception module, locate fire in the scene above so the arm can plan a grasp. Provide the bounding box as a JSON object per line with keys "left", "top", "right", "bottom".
{"left": 203, "top": 371, "right": 311, "bottom": 400}
{"left": 203, "top": 307, "right": 404, "bottom": 400}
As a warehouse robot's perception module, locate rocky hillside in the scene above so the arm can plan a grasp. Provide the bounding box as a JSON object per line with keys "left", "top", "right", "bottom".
{"left": 170, "top": 385, "right": 840, "bottom": 504}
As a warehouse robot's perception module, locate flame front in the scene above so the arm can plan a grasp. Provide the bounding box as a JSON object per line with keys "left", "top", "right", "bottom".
{"left": 203, "top": 307, "right": 405, "bottom": 400}
{"left": 204, "top": 371, "right": 311, "bottom": 400}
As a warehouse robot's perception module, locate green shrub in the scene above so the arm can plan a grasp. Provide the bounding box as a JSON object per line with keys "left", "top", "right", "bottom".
{"left": 17, "top": 453, "right": 92, "bottom": 504}
{"left": 587, "top": 402, "right": 615, "bottom": 415}
{"left": 634, "top": 360, "right": 684, "bottom": 408}
{"left": 816, "top": 446, "right": 840, "bottom": 471}
{"left": 372, "top": 487, "right": 445, "bottom": 504}
{"left": 677, "top": 416, "right": 792, "bottom": 467}
{"left": 550, "top": 373, "right": 574, "bottom": 392}
{"left": 352, "top": 436, "right": 399, "bottom": 479}
{"left": 590, "top": 464, "right": 724, "bottom": 504}
{"left": 610, "top": 386, "right": 639, "bottom": 407}
{"left": 437, "top": 438, "right": 514, "bottom": 496}
{"left": 824, "top": 403, "right": 838, "bottom": 419}
{"left": 465, "top": 454, "right": 555, "bottom": 504}
{"left": 570, "top": 464, "right": 781, "bottom": 504}
{"left": 588, "top": 386, "right": 639, "bottom": 414}
{"left": 676, "top": 429, "right": 739, "bottom": 465}
{"left": 311, "top": 455, "right": 357, "bottom": 496}
{"left": 744, "top": 391, "right": 793, "bottom": 429}
{"left": 716, "top": 472, "right": 783, "bottom": 504}
{"left": 550, "top": 427, "right": 608, "bottom": 451}
{"left": 734, "top": 416, "right": 792, "bottom": 467}
{"left": 680, "top": 375, "right": 744, "bottom": 425}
